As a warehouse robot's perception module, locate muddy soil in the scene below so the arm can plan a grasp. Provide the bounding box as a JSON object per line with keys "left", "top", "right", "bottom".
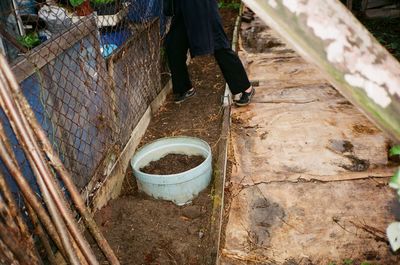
{"left": 140, "top": 154, "right": 205, "bottom": 175}
{"left": 94, "top": 189, "right": 212, "bottom": 265}
{"left": 93, "top": 6, "right": 240, "bottom": 265}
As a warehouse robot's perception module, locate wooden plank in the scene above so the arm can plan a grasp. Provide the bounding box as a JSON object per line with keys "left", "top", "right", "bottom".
{"left": 366, "top": 7, "right": 400, "bottom": 18}
{"left": 346, "top": 0, "right": 353, "bottom": 11}
{"left": 367, "top": 0, "right": 394, "bottom": 9}
{"left": 242, "top": 0, "right": 400, "bottom": 142}
{"left": 0, "top": 25, "right": 27, "bottom": 53}
{"left": 210, "top": 103, "right": 230, "bottom": 264}
{"left": 361, "top": 0, "right": 369, "bottom": 12}
{"left": 11, "top": 16, "right": 97, "bottom": 83}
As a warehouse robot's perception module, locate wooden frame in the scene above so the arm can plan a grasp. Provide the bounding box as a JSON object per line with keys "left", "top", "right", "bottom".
{"left": 346, "top": 0, "right": 353, "bottom": 11}
{"left": 11, "top": 16, "right": 97, "bottom": 83}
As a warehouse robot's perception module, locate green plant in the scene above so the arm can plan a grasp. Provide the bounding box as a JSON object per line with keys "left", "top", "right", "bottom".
{"left": 388, "top": 144, "right": 400, "bottom": 251}
{"left": 343, "top": 259, "right": 353, "bottom": 265}
{"left": 360, "top": 262, "right": 372, "bottom": 265}
{"left": 218, "top": 1, "right": 241, "bottom": 10}
{"left": 160, "top": 47, "right": 166, "bottom": 59}
{"left": 90, "top": 0, "right": 115, "bottom": 4}
{"left": 328, "top": 262, "right": 336, "bottom": 265}
{"left": 390, "top": 169, "right": 400, "bottom": 190}
{"left": 69, "top": 0, "right": 85, "bottom": 7}
{"left": 389, "top": 145, "right": 400, "bottom": 190}
{"left": 389, "top": 145, "right": 400, "bottom": 157}
{"left": 18, "top": 33, "right": 41, "bottom": 49}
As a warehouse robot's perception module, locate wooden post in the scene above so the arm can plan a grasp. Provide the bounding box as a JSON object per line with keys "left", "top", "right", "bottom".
{"left": 242, "top": 0, "right": 400, "bottom": 142}
{"left": 361, "top": 0, "right": 369, "bottom": 12}
{"left": 346, "top": 0, "right": 353, "bottom": 11}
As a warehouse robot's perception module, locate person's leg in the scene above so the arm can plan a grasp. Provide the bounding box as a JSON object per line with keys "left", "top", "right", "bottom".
{"left": 165, "top": 14, "right": 194, "bottom": 98}
{"left": 214, "top": 48, "right": 254, "bottom": 105}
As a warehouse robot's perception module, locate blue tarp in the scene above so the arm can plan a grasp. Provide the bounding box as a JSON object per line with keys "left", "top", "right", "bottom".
{"left": 0, "top": 74, "right": 51, "bottom": 196}
{"left": 127, "top": 0, "right": 161, "bottom": 22}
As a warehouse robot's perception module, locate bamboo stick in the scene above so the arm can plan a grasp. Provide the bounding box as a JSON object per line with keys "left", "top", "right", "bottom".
{"left": 28, "top": 92, "right": 120, "bottom": 265}
{"left": 0, "top": 53, "right": 98, "bottom": 265}
{"left": 1, "top": 56, "right": 119, "bottom": 263}
{"left": 0, "top": 238, "right": 19, "bottom": 265}
{"left": 0, "top": 131, "right": 80, "bottom": 265}
{"left": 1, "top": 122, "right": 89, "bottom": 265}
{"left": 0, "top": 159, "right": 34, "bottom": 248}
{"left": 0, "top": 66, "right": 81, "bottom": 265}
{"left": 0, "top": 61, "right": 98, "bottom": 265}
{"left": 0, "top": 122, "right": 41, "bottom": 258}
{"left": 25, "top": 203, "right": 59, "bottom": 265}
{"left": 0, "top": 201, "right": 40, "bottom": 265}
{"left": 0, "top": 139, "right": 66, "bottom": 258}
{"left": 0, "top": 138, "right": 88, "bottom": 265}
{"left": 0, "top": 122, "right": 58, "bottom": 263}
{"left": 0, "top": 174, "right": 42, "bottom": 264}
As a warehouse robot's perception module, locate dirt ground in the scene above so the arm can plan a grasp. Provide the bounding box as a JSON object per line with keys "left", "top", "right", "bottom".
{"left": 93, "top": 7, "right": 239, "bottom": 265}
{"left": 140, "top": 154, "right": 205, "bottom": 175}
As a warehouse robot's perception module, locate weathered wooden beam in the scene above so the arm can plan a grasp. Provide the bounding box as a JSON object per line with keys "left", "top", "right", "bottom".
{"left": 366, "top": 7, "right": 400, "bottom": 18}
{"left": 367, "top": 0, "right": 394, "bottom": 9}
{"left": 0, "top": 25, "right": 28, "bottom": 53}
{"left": 242, "top": 0, "right": 400, "bottom": 142}
{"left": 346, "top": 0, "right": 353, "bottom": 11}
{"left": 361, "top": 0, "right": 369, "bottom": 12}
{"left": 11, "top": 16, "right": 97, "bottom": 83}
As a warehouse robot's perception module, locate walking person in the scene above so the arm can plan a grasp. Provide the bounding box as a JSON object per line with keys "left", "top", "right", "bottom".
{"left": 164, "top": 0, "right": 254, "bottom": 106}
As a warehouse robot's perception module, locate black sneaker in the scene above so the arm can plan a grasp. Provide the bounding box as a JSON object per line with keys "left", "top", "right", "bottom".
{"left": 234, "top": 87, "right": 255, "bottom": 106}
{"left": 174, "top": 88, "right": 196, "bottom": 104}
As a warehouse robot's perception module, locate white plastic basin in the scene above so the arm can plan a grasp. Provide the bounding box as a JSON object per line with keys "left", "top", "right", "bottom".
{"left": 130, "top": 136, "right": 212, "bottom": 205}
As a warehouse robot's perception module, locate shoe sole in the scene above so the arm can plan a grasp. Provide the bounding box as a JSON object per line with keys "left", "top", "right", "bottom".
{"left": 174, "top": 90, "right": 196, "bottom": 104}
{"left": 234, "top": 89, "right": 255, "bottom": 107}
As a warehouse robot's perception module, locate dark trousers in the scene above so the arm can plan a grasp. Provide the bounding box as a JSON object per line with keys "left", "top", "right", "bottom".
{"left": 165, "top": 15, "right": 251, "bottom": 95}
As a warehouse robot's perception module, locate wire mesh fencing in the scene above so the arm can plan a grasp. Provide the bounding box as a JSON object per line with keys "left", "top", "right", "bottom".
{"left": 0, "top": 0, "right": 166, "bottom": 199}
{"left": 0, "top": 53, "right": 120, "bottom": 264}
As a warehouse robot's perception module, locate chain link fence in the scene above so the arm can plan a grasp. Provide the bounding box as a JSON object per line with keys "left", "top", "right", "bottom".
{"left": 0, "top": 0, "right": 167, "bottom": 197}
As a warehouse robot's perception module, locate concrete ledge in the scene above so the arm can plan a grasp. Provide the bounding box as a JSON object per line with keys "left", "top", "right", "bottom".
{"left": 91, "top": 80, "right": 172, "bottom": 211}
